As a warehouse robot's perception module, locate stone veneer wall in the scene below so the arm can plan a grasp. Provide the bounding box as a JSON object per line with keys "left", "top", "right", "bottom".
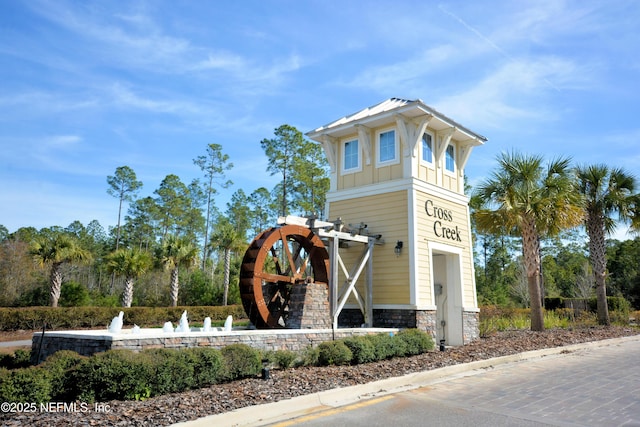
{"left": 31, "top": 328, "right": 397, "bottom": 364}
{"left": 339, "top": 308, "right": 478, "bottom": 344}
{"left": 338, "top": 308, "right": 437, "bottom": 339}
{"left": 415, "top": 310, "right": 437, "bottom": 340}
{"left": 287, "top": 281, "right": 331, "bottom": 329}
{"left": 463, "top": 310, "right": 480, "bottom": 344}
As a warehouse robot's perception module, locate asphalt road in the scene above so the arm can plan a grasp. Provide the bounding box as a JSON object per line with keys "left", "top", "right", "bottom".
{"left": 266, "top": 337, "right": 640, "bottom": 427}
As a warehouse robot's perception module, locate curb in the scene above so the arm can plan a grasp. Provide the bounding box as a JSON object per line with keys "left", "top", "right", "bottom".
{"left": 172, "top": 334, "right": 640, "bottom": 427}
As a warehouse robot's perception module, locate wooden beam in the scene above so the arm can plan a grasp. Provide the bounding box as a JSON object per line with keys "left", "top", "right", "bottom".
{"left": 320, "top": 134, "right": 337, "bottom": 172}
{"left": 458, "top": 142, "right": 475, "bottom": 172}
{"left": 355, "top": 124, "right": 372, "bottom": 166}
{"left": 395, "top": 113, "right": 433, "bottom": 158}
{"left": 435, "top": 127, "right": 456, "bottom": 163}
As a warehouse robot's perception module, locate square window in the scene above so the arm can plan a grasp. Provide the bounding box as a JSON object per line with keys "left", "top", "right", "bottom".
{"left": 422, "top": 133, "right": 433, "bottom": 164}
{"left": 378, "top": 129, "right": 396, "bottom": 164}
{"left": 446, "top": 144, "right": 455, "bottom": 172}
{"left": 343, "top": 139, "right": 360, "bottom": 172}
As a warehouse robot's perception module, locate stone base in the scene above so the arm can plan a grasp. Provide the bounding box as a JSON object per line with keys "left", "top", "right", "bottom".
{"left": 31, "top": 327, "right": 398, "bottom": 364}
{"left": 463, "top": 310, "right": 480, "bottom": 344}
{"left": 287, "top": 281, "right": 330, "bottom": 329}
{"left": 338, "top": 308, "right": 478, "bottom": 344}
{"left": 338, "top": 308, "right": 436, "bottom": 336}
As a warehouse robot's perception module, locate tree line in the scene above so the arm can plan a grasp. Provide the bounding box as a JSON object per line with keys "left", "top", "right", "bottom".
{"left": 0, "top": 142, "right": 638, "bottom": 331}
{"left": 0, "top": 125, "right": 329, "bottom": 309}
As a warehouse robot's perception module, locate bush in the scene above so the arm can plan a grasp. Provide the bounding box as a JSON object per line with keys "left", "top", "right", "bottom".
{"left": 587, "top": 296, "right": 631, "bottom": 315}
{"left": 221, "top": 344, "right": 261, "bottom": 380}
{"left": 266, "top": 350, "right": 297, "bottom": 369}
{"left": 0, "top": 349, "right": 32, "bottom": 370}
{"left": 0, "top": 366, "right": 52, "bottom": 403}
{"left": 41, "top": 350, "right": 86, "bottom": 401}
{"left": 72, "top": 350, "right": 154, "bottom": 402}
{"left": 0, "top": 305, "right": 247, "bottom": 331}
{"left": 144, "top": 348, "right": 195, "bottom": 395}
{"left": 342, "top": 336, "right": 376, "bottom": 365}
{"left": 544, "top": 297, "right": 564, "bottom": 311}
{"left": 186, "top": 347, "right": 226, "bottom": 387}
{"left": 300, "top": 346, "right": 319, "bottom": 367}
{"left": 59, "top": 281, "right": 91, "bottom": 307}
{"left": 396, "top": 329, "right": 434, "bottom": 355}
{"left": 317, "top": 341, "right": 352, "bottom": 366}
{"left": 366, "top": 333, "right": 403, "bottom": 361}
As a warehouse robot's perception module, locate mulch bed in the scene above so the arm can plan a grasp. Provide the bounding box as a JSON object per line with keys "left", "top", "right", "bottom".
{"left": 1, "top": 326, "right": 638, "bottom": 426}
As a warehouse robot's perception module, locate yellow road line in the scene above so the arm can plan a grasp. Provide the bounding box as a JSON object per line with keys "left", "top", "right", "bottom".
{"left": 271, "top": 395, "right": 395, "bottom": 426}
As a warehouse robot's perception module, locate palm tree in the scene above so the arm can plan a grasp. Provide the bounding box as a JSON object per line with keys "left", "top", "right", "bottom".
{"left": 210, "top": 217, "right": 247, "bottom": 305}
{"left": 161, "top": 235, "right": 198, "bottom": 306}
{"left": 474, "top": 151, "right": 583, "bottom": 331}
{"left": 29, "top": 233, "right": 92, "bottom": 307}
{"left": 105, "top": 248, "right": 152, "bottom": 307}
{"left": 631, "top": 194, "right": 640, "bottom": 235}
{"left": 575, "top": 164, "right": 637, "bottom": 325}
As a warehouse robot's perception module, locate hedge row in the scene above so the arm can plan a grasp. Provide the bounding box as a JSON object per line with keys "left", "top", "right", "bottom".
{"left": 0, "top": 329, "right": 435, "bottom": 403}
{"left": 0, "top": 343, "right": 261, "bottom": 403}
{"left": 313, "top": 329, "right": 435, "bottom": 366}
{"left": 0, "top": 305, "right": 247, "bottom": 331}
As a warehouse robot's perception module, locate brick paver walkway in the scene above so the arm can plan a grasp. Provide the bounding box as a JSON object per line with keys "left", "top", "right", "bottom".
{"left": 413, "top": 338, "right": 640, "bottom": 426}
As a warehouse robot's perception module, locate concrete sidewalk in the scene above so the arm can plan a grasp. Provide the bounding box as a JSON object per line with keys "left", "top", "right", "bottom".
{"left": 0, "top": 340, "right": 31, "bottom": 348}
{"left": 172, "top": 334, "right": 640, "bottom": 427}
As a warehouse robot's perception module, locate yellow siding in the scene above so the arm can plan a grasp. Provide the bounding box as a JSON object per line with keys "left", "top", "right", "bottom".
{"left": 415, "top": 191, "right": 475, "bottom": 307}
{"left": 336, "top": 126, "right": 406, "bottom": 191}
{"left": 417, "top": 163, "right": 437, "bottom": 186}
{"left": 328, "top": 191, "right": 410, "bottom": 305}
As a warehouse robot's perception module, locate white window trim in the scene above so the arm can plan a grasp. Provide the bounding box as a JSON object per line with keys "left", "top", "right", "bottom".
{"left": 341, "top": 138, "right": 362, "bottom": 175}
{"left": 376, "top": 127, "right": 399, "bottom": 168}
{"left": 420, "top": 130, "right": 435, "bottom": 168}
{"left": 444, "top": 144, "right": 456, "bottom": 175}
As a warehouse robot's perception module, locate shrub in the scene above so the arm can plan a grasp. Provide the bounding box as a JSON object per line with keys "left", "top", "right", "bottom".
{"left": 0, "top": 366, "right": 52, "bottom": 403}
{"left": 396, "top": 329, "right": 434, "bottom": 355}
{"left": 366, "top": 333, "right": 402, "bottom": 361}
{"left": 221, "top": 344, "right": 261, "bottom": 380}
{"left": 300, "top": 345, "right": 319, "bottom": 367}
{"left": 342, "top": 336, "right": 376, "bottom": 365}
{"left": 72, "top": 350, "right": 154, "bottom": 402}
{"left": 144, "top": 348, "right": 195, "bottom": 395}
{"left": 0, "top": 349, "right": 32, "bottom": 370}
{"left": 266, "top": 350, "right": 297, "bottom": 369}
{"left": 0, "top": 305, "right": 247, "bottom": 331}
{"left": 41, "top": 350, "right": 86, "bottom": 401}
{"left": 59, "top": 281, "right": 91, "bottom": 307}
{"left": 587, "top": 297, "right": 631, "bottom": 315}
{"left": 317, "top": 341, "right": 352, "bottom": 366}
{"left": 186, "top": 347, "right": 226, "bottom": 387}
{"left": 544, "top": 297, "right": 564, "bottom": 311}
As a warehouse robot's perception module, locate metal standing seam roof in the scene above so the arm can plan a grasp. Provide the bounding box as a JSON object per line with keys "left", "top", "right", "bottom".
{"left": 307, "top": 97, "right": 487, "bottom": 143}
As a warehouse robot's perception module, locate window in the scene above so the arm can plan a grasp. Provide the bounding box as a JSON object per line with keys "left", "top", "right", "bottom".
{"left": 445, "top": 144, "right": 455, "bottom": 172}
{"left": 421, "top": 132, "right": 433, "bottom": 164}
{"left": 343, "top": 139, "right": 360, "bottom": 172}
{"left": 378, "top": 129, "right": 397, "bottom": 165}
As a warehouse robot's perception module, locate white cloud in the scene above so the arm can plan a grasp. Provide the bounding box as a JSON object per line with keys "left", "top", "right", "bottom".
{"left": 45, "top": 135, "right": 83, "bottom": 148}
{"left": 433, "top": 57, "right": 585, "bottom": 129}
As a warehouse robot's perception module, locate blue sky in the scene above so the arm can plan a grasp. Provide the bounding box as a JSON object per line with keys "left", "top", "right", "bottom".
{"left": 1, "top": 0, "right": 639, "bottom": 238}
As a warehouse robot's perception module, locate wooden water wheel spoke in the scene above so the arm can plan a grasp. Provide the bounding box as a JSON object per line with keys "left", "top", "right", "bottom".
{"left": 240, "top": 224, "right": 330, "bottom": 328}
{"left": 255, "top": 271, "right": 294, "bottom": 284}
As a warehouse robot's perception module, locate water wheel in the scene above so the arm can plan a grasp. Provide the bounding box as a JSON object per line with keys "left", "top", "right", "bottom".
{"left": 240, "top": 224, "right": 329, "bottom": 328}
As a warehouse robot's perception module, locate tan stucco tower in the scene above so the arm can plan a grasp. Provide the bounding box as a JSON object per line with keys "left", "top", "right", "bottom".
{"left": 307, "top": 98, "right": 486, "bottom": 345}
